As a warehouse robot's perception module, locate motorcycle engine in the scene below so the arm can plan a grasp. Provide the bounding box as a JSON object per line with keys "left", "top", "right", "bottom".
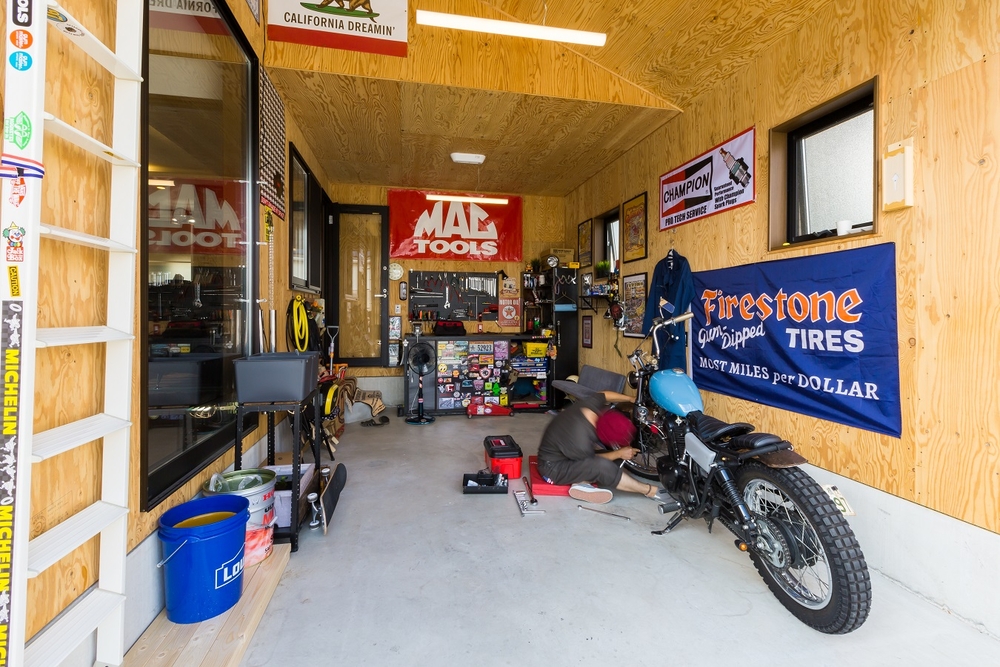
{"left": 657, "top": 457, "right": 688, "bottom": 494}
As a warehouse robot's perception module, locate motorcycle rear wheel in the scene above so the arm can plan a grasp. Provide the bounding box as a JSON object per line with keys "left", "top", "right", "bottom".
{"left": 737, "top": 463, "right": 871, "bottom": 634}
{"left": 622, "top": 422, "right": 670, "bottom": 480}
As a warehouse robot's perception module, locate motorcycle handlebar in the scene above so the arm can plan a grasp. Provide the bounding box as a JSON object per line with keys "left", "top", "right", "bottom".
{"left": 651, "top": 311, "right": 694, "bottom": 358}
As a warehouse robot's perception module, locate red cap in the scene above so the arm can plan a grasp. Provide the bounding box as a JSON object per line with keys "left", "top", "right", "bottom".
{"left": 596, "top": 409, "right": 636, "bottom": 448}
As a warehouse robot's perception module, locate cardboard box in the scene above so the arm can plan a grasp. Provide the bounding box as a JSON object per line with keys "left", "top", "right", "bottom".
{"left": 550, "top": 248, "right": 575, "bottom": 265}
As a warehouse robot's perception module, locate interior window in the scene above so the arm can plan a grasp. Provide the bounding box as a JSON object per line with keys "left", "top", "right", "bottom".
{"left": 143, "top": 0, "right": 256, "bottom": 508}
{"left": 289, "top": 145, "right": 323, "bottom": 292}
{"left": 768, "top": 80, "right": 876, "bottom": 249}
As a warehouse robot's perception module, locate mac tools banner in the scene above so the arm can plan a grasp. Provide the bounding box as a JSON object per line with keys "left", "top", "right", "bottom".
{"left": 691, "top": 244, "right": 901, "bottom": 437}
{"left": 389, "top": 190, "right": 522, "bottom": 262}
{"left": 267, "top": 0, "right": 408, "bottom": 57}
{"left": 660, "top": 127, "right": 755, "bottom": 230}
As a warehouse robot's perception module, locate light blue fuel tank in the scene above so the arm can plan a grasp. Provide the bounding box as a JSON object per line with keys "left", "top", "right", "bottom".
{"left": 648, "top": 368, "right": 704, "bottom": 416}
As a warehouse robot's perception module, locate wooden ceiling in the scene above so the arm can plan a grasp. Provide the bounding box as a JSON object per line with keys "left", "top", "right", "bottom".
{"left": 266, "top": 0, "right": 826, "bottom": 196}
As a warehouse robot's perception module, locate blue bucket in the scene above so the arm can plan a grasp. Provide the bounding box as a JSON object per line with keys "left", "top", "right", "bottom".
{"left": 158, "top": 495, "right": 250, "bottom": 624}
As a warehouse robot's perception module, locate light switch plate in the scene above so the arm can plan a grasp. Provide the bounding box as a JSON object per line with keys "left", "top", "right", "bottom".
{"left": 882, "top": 138, "right": 914, "bottom": 211}
{"left": 395, "top": 304, "right": 401, "bottom": 314}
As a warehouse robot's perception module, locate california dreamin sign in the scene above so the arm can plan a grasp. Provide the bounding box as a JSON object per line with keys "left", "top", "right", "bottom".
{"left": 691, "top": 244, "right": 901, "bottom": 437}
{"left": 267, "top": 0, "right": 408, "bottom": 57}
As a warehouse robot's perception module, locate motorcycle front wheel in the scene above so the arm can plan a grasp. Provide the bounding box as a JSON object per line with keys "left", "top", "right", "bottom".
{"left": 622, "top": 422, "right": 671, "bottom": 480}
{"left": 737, "top": 463, "right": 871, "bottom": 634}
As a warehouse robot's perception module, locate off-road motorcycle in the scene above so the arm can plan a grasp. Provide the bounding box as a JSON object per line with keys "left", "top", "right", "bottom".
{"left": 620, "top": 312, "right": 871, "bottom": 634}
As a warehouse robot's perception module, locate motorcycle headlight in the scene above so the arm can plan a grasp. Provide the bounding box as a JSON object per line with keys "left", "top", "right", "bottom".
{"left": 627, "top": 370, "right": 639, "bottom": 389}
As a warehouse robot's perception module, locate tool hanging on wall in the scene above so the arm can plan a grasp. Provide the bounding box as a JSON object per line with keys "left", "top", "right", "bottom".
{"left": 287, "top": 295, "right": 320, "bottom": 352}
{"left": 266, "top": 208, "right": 277, "bottom": 352}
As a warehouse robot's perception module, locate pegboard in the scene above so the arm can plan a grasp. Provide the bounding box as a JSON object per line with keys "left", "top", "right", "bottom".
{"left": 408, "top": 270, "right": 500, "bottom": 322}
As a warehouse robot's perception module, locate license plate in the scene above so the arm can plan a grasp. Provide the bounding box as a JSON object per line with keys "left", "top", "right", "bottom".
{"left": 823, "top": 485, "right": 856, "bottom": 516}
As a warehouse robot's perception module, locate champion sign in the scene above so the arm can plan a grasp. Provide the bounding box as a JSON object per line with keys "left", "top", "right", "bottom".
{"left": 388, "top": 189, "right": 522, "bottom": 262}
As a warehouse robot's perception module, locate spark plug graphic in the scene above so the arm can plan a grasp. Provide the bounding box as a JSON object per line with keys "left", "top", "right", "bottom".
{"left": 720, "top": 147, "right": 751, "bottom": 188}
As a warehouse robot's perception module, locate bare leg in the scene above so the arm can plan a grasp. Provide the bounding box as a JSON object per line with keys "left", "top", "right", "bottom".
{"left": 616, "top": 473, "right": 657, "bottom": 498}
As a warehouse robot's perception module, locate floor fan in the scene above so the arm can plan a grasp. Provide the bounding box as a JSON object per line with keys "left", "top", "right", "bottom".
{"left": 405, "top": 338, "right": 436, "bottom": 425}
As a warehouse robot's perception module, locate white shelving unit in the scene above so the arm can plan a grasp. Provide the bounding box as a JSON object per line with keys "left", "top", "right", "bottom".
{"left": 2, "top": 1, "right": 142, "bottom": 665}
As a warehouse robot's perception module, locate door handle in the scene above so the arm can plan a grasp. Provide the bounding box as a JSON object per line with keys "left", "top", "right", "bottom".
{"left": 374, "top": 289, "right": 387, "bottom": 298}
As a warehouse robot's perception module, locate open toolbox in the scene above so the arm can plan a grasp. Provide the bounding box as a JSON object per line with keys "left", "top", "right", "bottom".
{"left": 462, "top": 471, "right": 509, "bottom": 494}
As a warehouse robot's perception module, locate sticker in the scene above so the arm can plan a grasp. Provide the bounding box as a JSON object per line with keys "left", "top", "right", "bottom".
{"left": 9, "top": 51, "right": 31, "bottom": 71}
{"left": 47, "top": 7, "right": 67, "bottom": 22}
{"left": 437, "top": 363, "right": 447, "bottom": 374}
{"left": 1, "top": 153, "right": 43, "bottom": 179}
{"left": 7, "top": 266, "right": 20, "bottom": 297}
{"left": 4, "top": 222, "right": 26, "bottom": 263}
{"left": 3, "top": 112, "right": 32, "bottom": 151}
{"left": 14, "top": 0, "right": 33, "bottom": 26}
{"left": 8, "top": 177, "right": 26, "bottom": 207}
{"left": 56, "top": 22, "right": 84, "bottom": 37}
{"left": 10, "top": 30, "right": 32, "bottom": 49}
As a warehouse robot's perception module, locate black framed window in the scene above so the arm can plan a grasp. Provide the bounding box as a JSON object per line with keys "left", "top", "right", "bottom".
{"left": 289, "top": 145, "right": 323, "bottom": 292}
{"left": 142, "top": 0, "right": 258, "bottom": 509}
{"left": 786, "top": 89, "right": 875, "bottom": 244}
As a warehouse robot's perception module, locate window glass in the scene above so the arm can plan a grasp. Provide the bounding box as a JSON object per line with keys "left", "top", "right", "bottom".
{"left": 793, "top": 109, "right": 874, "bottom": 238}
{"left": 144, "top": 0, "right": 255, "bottom": 507}
{"left": 290, "top": 156, "right": 308, "bottom": 285}
{"left": 606, "top": 218, "right": 620, "bottom": 270}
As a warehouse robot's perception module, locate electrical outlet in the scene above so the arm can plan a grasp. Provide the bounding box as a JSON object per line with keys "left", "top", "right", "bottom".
{"left": 394, "top": 304, "right": 401, "bottom": 314}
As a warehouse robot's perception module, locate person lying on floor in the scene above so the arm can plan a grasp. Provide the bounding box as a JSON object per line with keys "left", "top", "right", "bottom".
{"left": 536, "top": 392, "right": 662, "bottom": 504}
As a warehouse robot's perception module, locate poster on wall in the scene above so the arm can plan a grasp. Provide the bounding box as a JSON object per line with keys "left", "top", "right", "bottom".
{"left": 259, "top": 70, "right": 286, "bottom": 219}
{"left": 691, "top": 244, "right": 901, "bottom": 437}
{"left": 498, "top": 273, "right": 521, "bottom": 328}
{"left": 388, "top": 190, "right": 522, "bottom": 262}
{"left": 659, "top": 127, "right": 755, "bottom": 231}
{"left": 267, "top": 0, "right": 409, "bottom": 57}
{"left": 621, "top": 192, "right": 647, "bottom": 263}
{"left": 622, "top": 273, "right": 648, "bottom": 337}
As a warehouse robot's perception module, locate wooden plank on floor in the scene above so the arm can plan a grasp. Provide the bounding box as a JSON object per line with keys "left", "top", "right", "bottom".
{"left": 124, "top": 543, "right": 291, "bottom": 667}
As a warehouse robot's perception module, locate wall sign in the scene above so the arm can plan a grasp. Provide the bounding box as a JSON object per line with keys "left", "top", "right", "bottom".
{"left": 691, "top": 244, "right": 901, "bottom": 437}
{"left": 147, "top": 181, "right": 247, "bottom": 255}
{"left": 389, "top": 190, "right": 522, "bottom": 262}
{"left": 660, "top": 127, "right": 755, "bottom": 230}
{"left": 267, "top": 0, "right": 408, "bottom": 57}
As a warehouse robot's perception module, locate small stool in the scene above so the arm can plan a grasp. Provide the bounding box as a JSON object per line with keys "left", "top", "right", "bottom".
{"left": 527, "top": 456, "right": 571, "bottom": 496}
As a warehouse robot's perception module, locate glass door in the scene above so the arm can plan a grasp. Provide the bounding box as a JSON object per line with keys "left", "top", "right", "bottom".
{"left": 328, "top": 204, "right": 389, "bottom": 365}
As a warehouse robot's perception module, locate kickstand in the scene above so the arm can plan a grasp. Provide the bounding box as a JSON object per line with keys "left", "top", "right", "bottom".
{"left": 651, "top": 512, "right": 684, "bottom": 536}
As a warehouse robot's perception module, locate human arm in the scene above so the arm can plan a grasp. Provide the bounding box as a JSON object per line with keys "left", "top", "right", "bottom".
{"left": 597, "top": 447, "right": 638, "bottom": 461}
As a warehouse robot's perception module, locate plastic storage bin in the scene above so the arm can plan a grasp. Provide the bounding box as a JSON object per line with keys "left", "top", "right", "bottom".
{"left": 523, "top": 342, "right": 548, "bottom": 358}
{"left": 234, "top": 352, "right": 319, "bottom": 403}
{"left": 483, "top": 435, "right": 522, "bottom": 478}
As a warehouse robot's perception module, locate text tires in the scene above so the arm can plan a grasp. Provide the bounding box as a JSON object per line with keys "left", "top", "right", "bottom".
{"left": 737, "top": 463, "right": 871, "bottom": 634}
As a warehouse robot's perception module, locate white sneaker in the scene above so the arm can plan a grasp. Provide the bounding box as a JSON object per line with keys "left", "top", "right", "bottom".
{"left": 569, "top": 483, "right": 613, "bottom": 504}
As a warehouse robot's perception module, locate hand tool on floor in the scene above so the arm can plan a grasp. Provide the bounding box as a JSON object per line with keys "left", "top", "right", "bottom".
{"left": 521, "top": 476, "right": 537, "bottom": 505}
{"left": 577, "top": 505, "right": 631, "bottom": 521}
{"left": 514, "top": 490, "right": 545, "bottom": 516}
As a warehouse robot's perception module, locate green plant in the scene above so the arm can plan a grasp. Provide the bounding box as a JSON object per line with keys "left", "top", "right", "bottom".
{"left": 596, "top": 260, "right": 611, "bottom": 277}
{"left": 530, "top": 258, "right": 541, "bottom": 273}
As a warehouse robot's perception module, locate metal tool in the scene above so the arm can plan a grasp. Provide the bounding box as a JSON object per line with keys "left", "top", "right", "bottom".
{"left": 514, "top": 491, "right": 545, "bottom": 516}
{"left": 577, "top": 505, "right": 631, "bottom": 521}
{"left": 444, "top": 286, "right": 451, "bottom": 309}
{"left": 521, "top": 476, "right": 537, "bottom": 505}
{"left": 411, "top": 290, "right": 444, "bottom": 297}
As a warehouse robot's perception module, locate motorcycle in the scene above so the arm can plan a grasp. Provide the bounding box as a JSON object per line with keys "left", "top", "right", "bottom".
{"left": 620, "top": 311, "right": 871, "bottom": 634}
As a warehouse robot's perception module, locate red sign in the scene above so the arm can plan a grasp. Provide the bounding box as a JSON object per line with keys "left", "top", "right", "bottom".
{"left": 147, "top": 180, "right": 248, "bottom": 255}
{"left": 389, "top": 190, "right": 522, "bottom": 262}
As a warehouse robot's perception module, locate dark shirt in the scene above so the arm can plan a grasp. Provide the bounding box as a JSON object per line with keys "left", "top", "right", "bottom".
{"left": 537, "top": 394, "right": 607, "bottom": 463}
{"left": 642, "top": 250, "right": 694, "bottom": 371}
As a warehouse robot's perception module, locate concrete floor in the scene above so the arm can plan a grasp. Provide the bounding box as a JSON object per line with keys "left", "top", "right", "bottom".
{"left": 242, "top": 413, "right": 1000, "bottom": 666}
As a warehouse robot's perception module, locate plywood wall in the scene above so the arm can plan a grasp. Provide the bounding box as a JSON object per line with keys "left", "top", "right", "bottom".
{"left": 565, "top": 0, "right": 1000, "bottom": 533}
{"left": 323, "top": 184, "right": 565, "bottom": 377}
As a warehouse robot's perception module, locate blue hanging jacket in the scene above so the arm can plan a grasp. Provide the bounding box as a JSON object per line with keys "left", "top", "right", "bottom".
{"left": 641, "top": 250, "right": 695, "bottom": 371}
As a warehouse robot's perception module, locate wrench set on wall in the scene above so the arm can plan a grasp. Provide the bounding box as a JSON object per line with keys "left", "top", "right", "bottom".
{"left": 408, "top": 270, "right": 500, "bottom": 322}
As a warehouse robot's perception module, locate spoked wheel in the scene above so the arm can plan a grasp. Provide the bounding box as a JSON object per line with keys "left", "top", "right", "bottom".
{"left": 737, "top": 463, "right": 871, "bottom": 634}
{"left": 622, "top": 422, "right": 671, "bottom": 481}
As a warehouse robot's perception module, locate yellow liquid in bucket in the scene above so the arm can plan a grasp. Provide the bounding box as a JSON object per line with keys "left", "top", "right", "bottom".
{"left": 174, "top": 511, "right": 235, "bottom": 528}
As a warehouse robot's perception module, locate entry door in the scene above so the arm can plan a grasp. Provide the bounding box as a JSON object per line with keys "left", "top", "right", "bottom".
{"left": 327, "top": 204, "right": 389, "bottom": 366}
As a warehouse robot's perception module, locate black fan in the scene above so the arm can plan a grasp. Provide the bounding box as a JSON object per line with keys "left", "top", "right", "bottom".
{"left": 405, "top": 340, "right": 436, "bottom": 425}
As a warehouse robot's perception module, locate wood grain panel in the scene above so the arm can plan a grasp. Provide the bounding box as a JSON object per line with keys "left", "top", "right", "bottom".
{"left": 269, "top": 68, "right": 676, "bottom": 196}
{"left": 565, "top": 0, "right": 1000, "bottom": 532}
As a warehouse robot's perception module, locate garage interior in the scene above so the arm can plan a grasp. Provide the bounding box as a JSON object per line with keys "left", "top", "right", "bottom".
{"left": 2, "top": 0, "right": 999, "bottom": 665}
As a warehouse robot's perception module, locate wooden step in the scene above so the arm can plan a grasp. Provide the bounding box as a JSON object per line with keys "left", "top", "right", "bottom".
{"left": 123, "top": 543, "right": 291, "bottom": 667}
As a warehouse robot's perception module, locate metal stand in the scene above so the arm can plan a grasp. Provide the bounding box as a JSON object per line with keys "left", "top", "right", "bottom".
{"left": 235, "top": 389, "right": 322, "bottom": 552}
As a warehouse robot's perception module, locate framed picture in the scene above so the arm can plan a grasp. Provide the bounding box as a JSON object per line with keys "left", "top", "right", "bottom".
{"left": 622, "top": 273, "right": 648, "bottom": 338}
{"left": 389, "top": 316, "right": 402, "bottom": 340}
{"left": 582, "top": 315, "right": 593, "bottom": 348}
{"left": 621, "top": 192, "right": 648, "bottom": 263}
{"left": 581, "top": 272, "right": 593, "bottom": 295}
{"left": 577, "top": 219, "right": 593, "bottom": 267}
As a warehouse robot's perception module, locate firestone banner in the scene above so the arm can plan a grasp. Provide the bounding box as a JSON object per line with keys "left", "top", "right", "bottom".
{"left": 267, "top": 0, "right": 408, "bottom": 57}
{"left": 389, "top": 190, "right": 522, "bottom": 262}
{"left": 660, "top": 127, "right": 755, "bottom": 230}
{"left": 691, "top": 244, "right": 901, "bottom": 437}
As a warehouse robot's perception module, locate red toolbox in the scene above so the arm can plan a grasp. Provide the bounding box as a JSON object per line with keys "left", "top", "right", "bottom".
{"left": 483, "top": 435, "right": 522, "bottom": 479}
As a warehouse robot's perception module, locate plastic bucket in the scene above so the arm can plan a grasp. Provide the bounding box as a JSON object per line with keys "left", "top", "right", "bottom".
{"left": 158, "top": 495, "right": 250, "bottom": 624}
{"left": 203, "top": 469, "right": 277, "bottom": 567}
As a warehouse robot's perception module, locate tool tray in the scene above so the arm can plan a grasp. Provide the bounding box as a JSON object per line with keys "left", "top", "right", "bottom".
{"left": 462, "top": 472, "right": 509, "bottom": 494}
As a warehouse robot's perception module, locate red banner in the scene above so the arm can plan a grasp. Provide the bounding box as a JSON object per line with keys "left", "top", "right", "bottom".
{"left": 389, "top": 190, "right": 522, "bottom": 262}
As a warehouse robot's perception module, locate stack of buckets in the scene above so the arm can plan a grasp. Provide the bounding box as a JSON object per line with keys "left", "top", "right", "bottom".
{"left": 157, "top": 469, "right": 276, "bottom": 624}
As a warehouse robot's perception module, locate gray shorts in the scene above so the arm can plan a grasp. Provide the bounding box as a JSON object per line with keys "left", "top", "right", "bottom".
{"left": 537, "top": 456, "right": 623, "bottom": 488}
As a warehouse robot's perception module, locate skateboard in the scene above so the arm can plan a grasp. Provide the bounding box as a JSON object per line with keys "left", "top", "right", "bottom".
{"left": 319, "top": 463, "right": 348, "bottom": 535}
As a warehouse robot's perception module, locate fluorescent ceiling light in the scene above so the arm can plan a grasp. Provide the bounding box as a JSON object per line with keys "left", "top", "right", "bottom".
{"left": 416, "top": 10, "right": 606, "bottom": 47}
{"left": 426, "top": 193, "right": 509, "bottom": 205}
{"left": 451, "top": 152, "right": 486, "bottom": 164}
{"left": 149, "top": 179, "right": 175, "bottom": 187}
